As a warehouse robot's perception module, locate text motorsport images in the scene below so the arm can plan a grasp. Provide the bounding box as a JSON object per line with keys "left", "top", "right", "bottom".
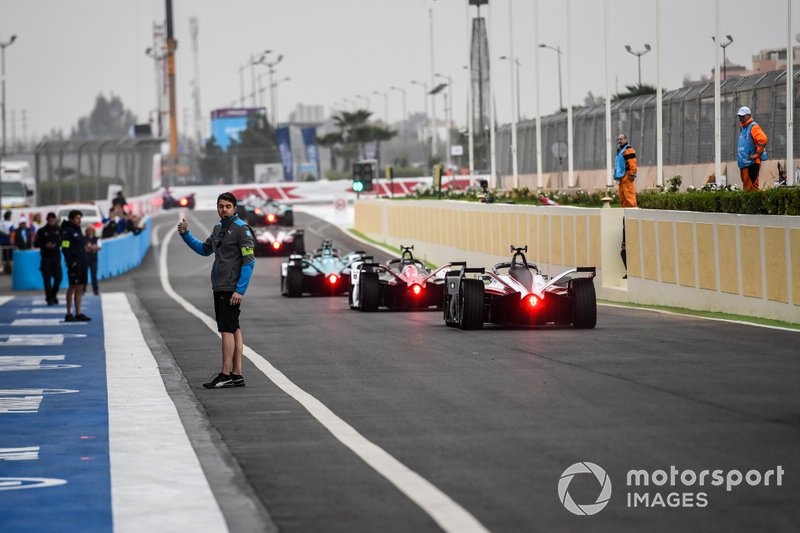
{"left": 558, "top": 462, "right": 785, "bottom": 516}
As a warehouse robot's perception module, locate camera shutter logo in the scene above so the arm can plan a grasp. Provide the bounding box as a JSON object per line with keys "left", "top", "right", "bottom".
{"left": 558, "top": 462, "right": 612, "bottom": 516}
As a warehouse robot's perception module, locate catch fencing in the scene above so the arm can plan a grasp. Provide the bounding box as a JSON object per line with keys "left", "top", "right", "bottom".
{"left": 496, "top": 70, "right": 800, "bottom": 178}
{"left": 33, "top": 138, "right": 163, "bottom": 204}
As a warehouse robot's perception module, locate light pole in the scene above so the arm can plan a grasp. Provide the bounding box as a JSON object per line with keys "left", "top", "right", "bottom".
{"left": 411, "top": 80, "right": 429, "bottom": 150}
{"left": 435, "top": 73, "right": 453, "bottom": 164}
{"left": 355, "top": 94, "right": 371, "bottom": 111}
{"left": 498, "top": 56, "right": 521, "bottom": 120}
{"left": 1, "top": 34, "right": 18, "bottom": 158}
{"left": 262, "top": 54, "right": 284, "bottom": 125}
{"left": 539, "top": 44, "right": 563, "bottom": 110}
{"left": 270, "top": 77, "right": 291, "bottom": 125}
{"left": 249, "top": 49, "right": 271, "bottom": 106}
{"left": 624, "top": 43, "right": 652, "bottom": 87}
{"left": 145, "top": 46, "right": 166, "bottom": 137}
{"left": 711, "top": 35, "right": 734, "bottom": 80}
{"left": 372, "top": 90, "right": 389, "bottom": 124}
{"left": 389, "top": 86, "right": 407, "bottom": 138}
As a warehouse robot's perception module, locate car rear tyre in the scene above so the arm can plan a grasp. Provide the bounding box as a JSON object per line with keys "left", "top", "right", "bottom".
{"left": 286, "top": 266, "right": 304, "bottom": 297}
{"left": 459, "top": 279, "right": 484, "bottom": 330}
{"left": 359, "top": 272, "right": 380, "bottom": 312}
{"left": 284, "top": 212, "right": 294, "bottom": 226}
{"left": 571, "top": 278, "right": 597, "bottom": 329}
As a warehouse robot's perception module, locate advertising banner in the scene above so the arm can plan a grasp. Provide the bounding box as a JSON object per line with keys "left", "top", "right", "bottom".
{"left": 210, "top": 108, "right": 265, "bottom": 151}
{"left": 301, "top": 127, "right": 320, "bottom": 179}
{"left": 276, "top": 126, "right": 295, "bottom": 182}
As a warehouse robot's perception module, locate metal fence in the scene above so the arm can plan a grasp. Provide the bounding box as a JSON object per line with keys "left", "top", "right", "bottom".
{"left": 33, "top": 138, "right": 163, "bottom": 205}
{"left": 496, "top": 70, "right": 800, "bottom": 176}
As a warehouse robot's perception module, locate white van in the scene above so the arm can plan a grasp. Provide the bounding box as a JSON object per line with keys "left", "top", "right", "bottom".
{"left": 0, "top": 161, "right": 36, "bottom": 208}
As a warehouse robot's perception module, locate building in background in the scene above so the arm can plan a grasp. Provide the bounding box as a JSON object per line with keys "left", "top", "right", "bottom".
{"left": 288, "top": 104, "right": 325, "bottom": 125}
{"left": 752, "top": 45, "right": 800, "bottom": 74}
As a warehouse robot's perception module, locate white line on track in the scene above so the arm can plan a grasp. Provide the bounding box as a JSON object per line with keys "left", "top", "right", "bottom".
{"left": 599, "top": 302, "right": 800, "bottom": 333}
{"left": 159, "top": 221, "right": 489, "bottom": 533}
{"left": 103, "top": 292, "right": 228, "bottom": 532}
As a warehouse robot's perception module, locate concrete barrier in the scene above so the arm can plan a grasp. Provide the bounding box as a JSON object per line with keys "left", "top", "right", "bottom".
{"left": 354, "top": 200, "right": 800, "bottom": 324}
{"left": 12, "top": 218, "right": 152, "bottom": 291}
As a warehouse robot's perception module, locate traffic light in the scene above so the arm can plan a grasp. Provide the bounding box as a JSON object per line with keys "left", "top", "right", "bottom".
{"left": 352, "top": 163, "right": 364, "bottom": 192}
{"left": 362, "top": 162, "right": 375, "bottom": 191}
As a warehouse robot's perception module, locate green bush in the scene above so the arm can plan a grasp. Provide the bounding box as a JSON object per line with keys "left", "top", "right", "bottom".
{"left": 637, "top": 187, "right": 800, "bottom": 216}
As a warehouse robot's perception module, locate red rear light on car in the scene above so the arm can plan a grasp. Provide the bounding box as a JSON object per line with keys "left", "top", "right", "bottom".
{"left": 526, "top": 295, "right": 539, "bottom": 308}
{"left": 410, "top": 284, "right": 423, "bottom": 296}
{"left": 272, "top": 241, "right": 282, "bottom": 250}
{"left": 328, "top": 274, "right": 339, "bottom": 285}
{"left": 267, "top": 213, "right": 277, "bottom": 223}
{"left": 179, "top": 197, "right": 188, "bottom": 206}
{"left": 93, "top": 222, "right": 103, "bottom": 230}
{"left": 254, "top": 208, "right": 263, "bottom": 215}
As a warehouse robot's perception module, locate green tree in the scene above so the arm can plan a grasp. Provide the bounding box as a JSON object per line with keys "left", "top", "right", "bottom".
{"left": 230, "top": 114, "right": 281, "bottom": 182}
{"left": 71, "top": 93, "right": 138, "bottom": 138}
{"left": 612, "top": 84, "right": 658, "bottom": 102}
{"left": 198, "top": 137, "right": 227, "bottom": 183}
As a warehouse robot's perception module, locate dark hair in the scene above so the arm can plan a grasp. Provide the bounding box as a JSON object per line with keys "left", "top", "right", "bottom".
{"left": 68, "top": 209, "right": 83, "bottom": 220}
{"left": 217, "top": 192, "right": 237, "bottom": 207}
{"left": 46, "top": 212, "right": 57, "bottom": 219}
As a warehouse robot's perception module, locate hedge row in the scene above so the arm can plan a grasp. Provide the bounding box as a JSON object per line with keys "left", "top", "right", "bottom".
{"left": 637, "top": 187, "right": 800, "bottom": 216}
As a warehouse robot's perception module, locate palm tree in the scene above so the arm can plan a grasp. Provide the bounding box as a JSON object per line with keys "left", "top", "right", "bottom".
{"left": 367, "top": 125, "right": 398, "bottom": 171}
{"left": 316, "top": 132, "right": 343, "bottom": 173}
{"left": 333, "top": 109, "right": 373, "bottom": 170}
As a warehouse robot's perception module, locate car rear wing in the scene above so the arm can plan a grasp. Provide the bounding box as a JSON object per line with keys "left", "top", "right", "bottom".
{"left": 444, "top": 262, "right": 486, "bottom": 278}
{"left": 545, "top": 266, "right": 596, "bottom": 289}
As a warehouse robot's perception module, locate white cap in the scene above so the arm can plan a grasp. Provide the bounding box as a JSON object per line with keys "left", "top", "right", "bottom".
{"left": 17, "top": 216, "right": 27, "bottom": 225}
{"left": 737, "top": 106, "right": 751, "bottom": 116}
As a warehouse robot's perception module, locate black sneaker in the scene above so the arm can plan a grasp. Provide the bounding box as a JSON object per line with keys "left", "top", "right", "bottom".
{"left": 230, "top": 373, "right": 245, "bottom": 387}
{"left": 74, "top": 313, "right": 91, "bottom": 322}
{"left": 64, "top": 313, "right": 75, "bottom": 322}
{"left": 203, "top": 373, "right": 234, "bottom": 389}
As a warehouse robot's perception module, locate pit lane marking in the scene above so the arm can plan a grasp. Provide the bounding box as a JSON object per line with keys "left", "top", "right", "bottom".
{"left": 161, "top": 223, "right": 489, "bottom": 533}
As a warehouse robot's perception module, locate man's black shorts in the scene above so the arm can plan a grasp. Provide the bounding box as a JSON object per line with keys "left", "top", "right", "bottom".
{"left": 67, "top": 263, "right": 87, "bottom": 286}
{"left": 213, "top": 291, "right": 241, "bottom": 333}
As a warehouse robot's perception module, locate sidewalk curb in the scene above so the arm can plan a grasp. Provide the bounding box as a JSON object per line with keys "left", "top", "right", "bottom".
{"left": 127, "top": 293, "right": 277, "bottom": 533}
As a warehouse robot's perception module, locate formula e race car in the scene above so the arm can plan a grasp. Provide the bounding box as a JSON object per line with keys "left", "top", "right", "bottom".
{"left": 349, "top": 245, "right": 449, "bottom": 311}
{"left": 442, "top": 246, "right": 597, "bottom": 330}
{"left": 254, "top": 227, "right": 304, "bottom": 256}
{"left": 162, "top": 189, "right": 195, "bottom": 210}
{"left": 237, "top": 196, "right": 294, "bottom": 227}
{"left": 281, "top": 239, "right": 367, "bottom": 297}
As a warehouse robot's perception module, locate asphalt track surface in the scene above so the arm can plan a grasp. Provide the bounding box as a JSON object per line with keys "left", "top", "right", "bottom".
{"left": 123, "top": 210, "right": 798, "bottom": 533}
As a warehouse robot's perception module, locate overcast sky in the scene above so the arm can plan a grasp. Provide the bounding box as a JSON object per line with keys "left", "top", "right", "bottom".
{"left": 2, "top": 0, "right": 798, "bottom": 142}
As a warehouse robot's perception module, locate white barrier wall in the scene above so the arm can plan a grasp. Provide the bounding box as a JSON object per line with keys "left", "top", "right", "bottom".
{"left": 355, "top": 199, "right": 800, "bottom": 324}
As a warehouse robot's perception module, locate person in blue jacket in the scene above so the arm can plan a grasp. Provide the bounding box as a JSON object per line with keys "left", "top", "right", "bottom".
{"left": 61, "top": 210, "right": 91, "bottom": 322}
{"left": 178, "top": 192, "right": 256, "bottom": 389}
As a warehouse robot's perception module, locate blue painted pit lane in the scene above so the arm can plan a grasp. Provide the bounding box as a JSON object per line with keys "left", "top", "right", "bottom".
{"left": 0, "top": 295, "right": 112, "bottom": 533}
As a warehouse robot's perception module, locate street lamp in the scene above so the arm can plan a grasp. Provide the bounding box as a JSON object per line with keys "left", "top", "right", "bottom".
{"left": 270, "top": 77, "right": 291, "bottom": 125}
{"left": 1, "top": 34, "right": 18, "bottom": 158}
{"left": 624, "top": 43, "right": 652, "bottom": 87}
{"left": 389, "top": 86, "right": 407, "bottom": 139}
{"left": 435, "top": 73, "right": 454, "bottom": 165}
{"left": 498, "top": 56, "right": 522, "bottom": 120}
{"left": 711, "top": 35, "right": 734, "bottom": 80}
{"left": 260, "top": 53, "right": 284, "bottom": 125}
{"left": 410, "top": 79, "right": 429, "bottom": 123}
{"left": 145, "top": 46, "right": 166, "bottom": 137}
{"left": 372, "top": 90, "right": 389, "bottom": 124}
{"left": 249, "top": 49, "right": 271, "bottom": 106}
{"left": 539, "top": 43, "right": 563, "bottom": 110}
{"left": 355, "top": 94, "right": 371, "bottom": 111}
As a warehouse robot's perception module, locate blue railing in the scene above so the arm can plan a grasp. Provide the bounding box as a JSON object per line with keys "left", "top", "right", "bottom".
{"left": 12, "top": 218, "right": 151, "bottom": 290}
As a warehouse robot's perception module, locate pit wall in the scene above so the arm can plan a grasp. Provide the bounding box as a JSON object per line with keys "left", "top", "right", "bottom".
{"left": 354, "top": 200, "right": 800, "bottom": 324}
